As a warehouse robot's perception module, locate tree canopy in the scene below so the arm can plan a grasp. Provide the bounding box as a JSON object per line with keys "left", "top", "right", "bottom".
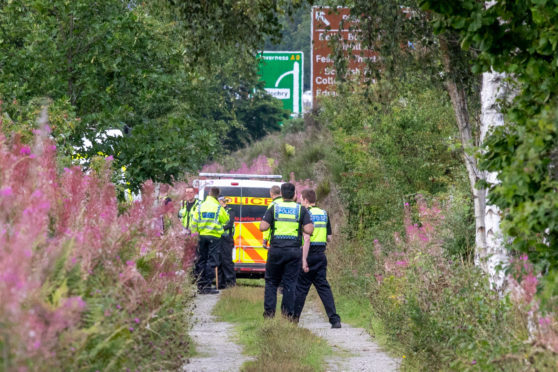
{"left": 420, "top": 0, "right": 558, "bottom": 304}
{"left": 0, "top": 0, "right": 296, "bottom": 191}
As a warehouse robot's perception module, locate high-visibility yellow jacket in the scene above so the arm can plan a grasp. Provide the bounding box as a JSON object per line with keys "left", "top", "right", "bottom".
{"left": 191, "top": 196, "right": 230, "bottom": 238}
{"left": 263, "top": 196, "right": 283, "bottom": 243}
{"left": 179, "top": 199, "right": 200, "bottom": 230}
{"left": 308, "top": 206, "right": 328, "bottom": 245}
{"left": 272, "top": 200, "right": 301, "bottom": 240}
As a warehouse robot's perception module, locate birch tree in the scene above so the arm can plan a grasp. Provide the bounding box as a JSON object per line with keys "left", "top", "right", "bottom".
{"left": 421, "top": 0, "right": 558, "bottom": 305}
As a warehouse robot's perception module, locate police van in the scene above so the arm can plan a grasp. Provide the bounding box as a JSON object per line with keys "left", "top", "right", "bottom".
{"left": 193, "top": 173, "right": 283, "bottom": 276}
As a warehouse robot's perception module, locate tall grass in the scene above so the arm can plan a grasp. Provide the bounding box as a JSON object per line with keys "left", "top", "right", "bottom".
{"left": 0, "top": 115, "right": 196, "bottom": 369}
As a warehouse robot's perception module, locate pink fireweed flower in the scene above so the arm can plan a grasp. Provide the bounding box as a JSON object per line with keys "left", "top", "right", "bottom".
{"left": 520, "top": 254, "right": 528, "bottom": 261}
{"left": 404, "top": 202, "right": 409, "bottom": 207}
{"left": 396, "top": 261, "right": 408, "bottom": 267}
{"left": 29, "top": 153, "right": 36, "bottom": 159}
{"left": 106, "top": 155, "right": 114, "bottom": 161}
{"left": 129, "top": 327, "right": 134, "bottom": 332}
{"left": 20, "top": 145, "right": 31, "bottom": 155}
{"left": 126, "top": 260, "right": 135, "bottom": 267}
{"left": 134, "top": 317, "right": 140, "bottom": 324}
{"left": 539, "top": 316, "right": 552, "bottom": 326}
{"left": 0, "top": 187, "right": 13, "bottom": 196}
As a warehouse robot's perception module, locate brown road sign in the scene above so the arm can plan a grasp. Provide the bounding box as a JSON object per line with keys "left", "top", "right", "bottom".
{"left": 311, "top": 6, "right": 377, "bottom": 106}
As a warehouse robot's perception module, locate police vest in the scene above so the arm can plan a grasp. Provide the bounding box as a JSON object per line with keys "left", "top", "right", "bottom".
{"left": 272, "top": 201, "right": 302, "bottom": 240}
{"left": 308, "top": 207, "right": 328, "bottom": 245}
{"left": 263, "top": 197, "right": 283, "bottom": 241}
{"left": 195, "top": 197, "right": 224, "bottom": 237}
{"left": 180, "top": 199, "right": 200, "bottom": 229}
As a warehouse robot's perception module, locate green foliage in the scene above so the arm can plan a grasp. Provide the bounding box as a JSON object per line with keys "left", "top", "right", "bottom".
{"left": 320, "top": 84, "right": 465, "bottom": 240}
{"left": 281, "top": 117, "right": 306, "bottom": 134}
{"left": 0, "top": 0, "right": 297, "bottom": 191}
{"left": 224, "top": 90, "right": 290, "bottom": 152}
{"left": 420, "top": 0, "right": 558, "bottom": 309}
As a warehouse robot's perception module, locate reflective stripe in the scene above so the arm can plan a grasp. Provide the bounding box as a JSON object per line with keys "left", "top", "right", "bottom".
{"left": 196, "top": 224, "right": 223, "bottom": 232}
{"left": 274, "top": 235, "right": 299, "bottom": 240}
{"left": 275, "top": 217, "right": 300, "bottom": 222}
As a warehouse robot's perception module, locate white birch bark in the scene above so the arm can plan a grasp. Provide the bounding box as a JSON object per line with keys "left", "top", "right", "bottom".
{"left": 478, "top": 70, "right": 509, "bottom": 290}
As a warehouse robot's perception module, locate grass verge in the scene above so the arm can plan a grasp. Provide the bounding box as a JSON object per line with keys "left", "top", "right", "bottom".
{"left": 213, "top": 285, "right": 332, "bottom": 372}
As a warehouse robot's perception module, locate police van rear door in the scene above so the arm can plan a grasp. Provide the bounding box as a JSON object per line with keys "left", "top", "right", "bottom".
{"left": 235, "top": 186, "right": 271, "bottom": 269}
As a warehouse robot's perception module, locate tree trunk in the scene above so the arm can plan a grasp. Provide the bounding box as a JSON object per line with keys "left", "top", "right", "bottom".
{"left": 439, "top": 35, "right": 486, "bottom": 258}
{"left": 479, "top": 70, "right": 509, "bottom": 289}
{"left": 440, "top": 31, "right": 510, "bottom": 289}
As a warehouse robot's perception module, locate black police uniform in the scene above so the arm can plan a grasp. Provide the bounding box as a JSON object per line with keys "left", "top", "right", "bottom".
{"left": 218, "top": 206, "right": 236, "bottom": 289}
{"left": 293, "top": 208, "right": 341, "bottom": 326}
{"left": 262, "top": 202, "right": 312, "bottom": 318}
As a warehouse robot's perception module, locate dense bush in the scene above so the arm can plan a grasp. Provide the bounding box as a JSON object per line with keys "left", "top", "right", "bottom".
{"left": 0, "top": 118, "right": 196, "bottom": 370}
{"left": 319, "top": 87, "right": 468, "bottom": 245}
{"left": 331, "top": 198, "right": 558, "bottom": 370}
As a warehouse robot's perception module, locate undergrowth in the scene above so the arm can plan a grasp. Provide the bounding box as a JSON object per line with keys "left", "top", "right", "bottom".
{"left": 0, "top": 117, "right": 197, "bottom": 370}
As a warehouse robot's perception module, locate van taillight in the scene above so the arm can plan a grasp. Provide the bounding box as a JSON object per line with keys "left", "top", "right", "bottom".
{"left": 231, "top": 182, "right": 239, "bottom": 186}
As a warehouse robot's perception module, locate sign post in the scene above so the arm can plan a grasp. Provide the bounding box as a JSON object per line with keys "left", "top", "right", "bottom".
{"left": 311, "top": 6, "right": 376, "bottom": 106}
{"left": 257, "top": 51, "right": 304, "bottom": 117}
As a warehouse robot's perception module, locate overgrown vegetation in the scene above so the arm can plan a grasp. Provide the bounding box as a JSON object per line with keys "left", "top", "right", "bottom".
{"left": 420, "top": 0, "right": 558, "bottom": 311}
{"left": 0, "top": 120, "right": 197, "bottom": 369}
{"left": 213, "top": 285, "right": 332, "bottom": 372}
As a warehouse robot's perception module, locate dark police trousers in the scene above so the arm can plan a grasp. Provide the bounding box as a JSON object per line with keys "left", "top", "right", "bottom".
{"left": 218, "top": 236, "right": 236, "bottom": 288}
{"left": 294, "top": 251, "right": 340, "bottom": 325}
{"left": 264, "top": 247, "right": 301, "bottom": 318}
{"left": 194, "top": 235, "right": 220, "bottom": 290}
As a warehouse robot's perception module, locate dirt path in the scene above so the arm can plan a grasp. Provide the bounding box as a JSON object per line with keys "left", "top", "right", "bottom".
{"left": 182, "top": 293, "right": 252, "bottom": 372}
{"left": 300, "top": 301, "right": 400, "bottom": 372}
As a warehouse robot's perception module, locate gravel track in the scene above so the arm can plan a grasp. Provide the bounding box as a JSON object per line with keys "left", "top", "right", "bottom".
{"left": 300, "top": 302, "right": 400, "bottom": 372}
{"left": 182, "top": 289, "right": 399, "bottom": 372}
{"left": 182, "top": 292, "right": 252, "bottom": 372}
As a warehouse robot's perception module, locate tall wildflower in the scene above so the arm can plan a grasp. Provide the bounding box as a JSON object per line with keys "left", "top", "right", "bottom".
{"left": 0, "top": 116, "right": 194, "bottom": 369}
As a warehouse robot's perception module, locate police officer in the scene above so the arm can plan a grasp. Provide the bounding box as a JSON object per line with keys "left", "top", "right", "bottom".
{"left": 191, "top": 187, "right": 230, "bottom": 294}
{"left": 218, "top": 196, "right": 236, "bottom": 289}
{"left": 293, "top": 189, "right": 341, "bottom": 328}
{"left": 260, "top": 182, "right": 313, "bottom": 319}
{"left": 178, "top": 187, "right": 200, "bottom": 234}
{"left": 262, "top": 185, "right": 282, "bottom": 248}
